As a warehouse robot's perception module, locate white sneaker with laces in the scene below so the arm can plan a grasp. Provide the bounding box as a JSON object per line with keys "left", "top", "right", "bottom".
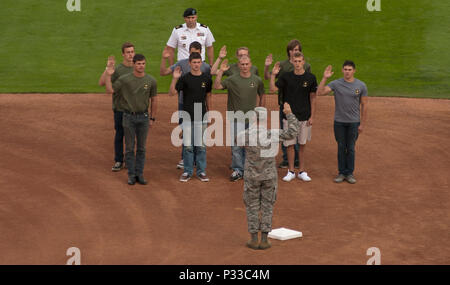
{"left": 179, "top": 172, "right": 191, "bottom": 182}
{"left": 282, "top": 171, "right": 296, "bottom": 182}
{"left": 298, "top": 171, "right": 312, "bottom": 182}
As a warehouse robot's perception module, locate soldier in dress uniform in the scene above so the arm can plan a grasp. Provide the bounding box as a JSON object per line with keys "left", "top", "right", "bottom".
{"left": 165, "top": 8, "right": 215, "bottom": 65}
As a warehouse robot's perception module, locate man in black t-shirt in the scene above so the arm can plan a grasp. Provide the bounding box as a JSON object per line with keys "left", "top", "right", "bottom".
{"left": 270, "top": 52, "right": 318, "bottom": 183}
{"left": 170, "top": 52, "right": 212, "bottom": 182}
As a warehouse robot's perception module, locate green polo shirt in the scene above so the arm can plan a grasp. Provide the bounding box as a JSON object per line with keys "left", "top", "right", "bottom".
{"left": 112, "top": 73, "right": 157, "bottom": 113}
{"left": 222, "top": 73, "right": 264, "bottom": 113}
{"left": 111, "top": 63, "right": 134, "bottom": 112}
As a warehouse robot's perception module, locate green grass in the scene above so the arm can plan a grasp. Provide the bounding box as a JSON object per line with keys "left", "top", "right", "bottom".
{"left": 0, "top": 0, "right": 448, "bottom": 98}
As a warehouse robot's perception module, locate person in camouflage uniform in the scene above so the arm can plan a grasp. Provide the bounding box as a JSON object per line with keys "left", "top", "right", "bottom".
{"left": 237, "top": 102, "right": 298, "bottom": 250}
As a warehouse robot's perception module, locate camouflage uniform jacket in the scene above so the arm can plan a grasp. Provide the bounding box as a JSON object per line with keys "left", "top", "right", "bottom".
{"left": 238, "top": 113, "right": 299, "bottom": 181}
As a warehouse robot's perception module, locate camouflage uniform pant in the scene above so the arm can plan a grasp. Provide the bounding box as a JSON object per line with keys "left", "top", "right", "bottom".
{"left": 243, "top": 178, "right": 278, "bottom": 234}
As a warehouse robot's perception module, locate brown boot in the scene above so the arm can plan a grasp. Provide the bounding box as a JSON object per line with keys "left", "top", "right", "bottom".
{"left": 246, "top": 233, "right": 259, "bottom": 250}
{"left": 259, "top": 232, "right": 271, "bottom": 250}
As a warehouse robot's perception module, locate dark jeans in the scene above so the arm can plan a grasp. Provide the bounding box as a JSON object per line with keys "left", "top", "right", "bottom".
{"left": 122, "top": 113, "right": 150, "bottom": 177}
{"left": 334, "top": 121, "right": 360, "bottom": 176}
{"left": 280, "top": 105, "right": 299, "bottom": 163}
{"left": 113, "top": 111, "right": 124, "bottom": 163}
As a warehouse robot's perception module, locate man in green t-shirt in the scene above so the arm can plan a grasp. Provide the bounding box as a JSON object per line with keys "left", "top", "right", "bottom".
{"left": 264, "top": 39, "right": 312, "bottom": 169}
{"left": 210, "top": 46, "right": 259, "bottom": 76}
{"left": 105, "top": 54, "right": 158, "bottom": 186}
{"left": 98, "top": 42, "right": 135, "bottom": 172}
{"left": 214, "top": 56, "right": 265, "bottom": 182}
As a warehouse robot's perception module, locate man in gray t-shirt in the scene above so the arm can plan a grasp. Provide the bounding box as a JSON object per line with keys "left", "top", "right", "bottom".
{"left": 317, "top": 60, "right": 368, "bottom": 184}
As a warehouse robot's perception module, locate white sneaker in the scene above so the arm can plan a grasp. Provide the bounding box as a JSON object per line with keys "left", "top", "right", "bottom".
{"left": 298, "top": 171, "right": 312, "bottom": 182}
{"left": 177, "top": 160, "right": 184, "bottom": 169}
{"left": 282, "top": 171, "right": 296, "bottom": 182}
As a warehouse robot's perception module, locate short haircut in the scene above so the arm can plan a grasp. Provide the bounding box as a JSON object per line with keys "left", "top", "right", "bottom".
{"left": 236, "top": 47, "right": 249, "bottom": 57}
{"left": 286, "top": 39, "right": 302, "bottom": 57}
{"left": 292, "top": 51, "right": 304, "bottom": 59}
{"left": 133, "top": 54, "right": 146, "bottom": 63}
{"left": 189, "top": 41, "right": 202, "bottom": 52}
{"left": 343, "top": 60, "right": 356, "bottom": 69}
{"left": 121, "top": 42, "right": 134, "bottom": 53}
{"left": 238, "top": 55, "right": 251, "bottom": 63}
{"left": 189, "top": 52, "right": 202, "bottom": 62}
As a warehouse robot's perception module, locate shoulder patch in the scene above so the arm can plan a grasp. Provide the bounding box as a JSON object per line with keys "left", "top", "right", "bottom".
{"left": 199, "top": 23, "right": 208, "bottom": 28}
{"left": 175, "top": 24, "right": 183, "bottom": 29}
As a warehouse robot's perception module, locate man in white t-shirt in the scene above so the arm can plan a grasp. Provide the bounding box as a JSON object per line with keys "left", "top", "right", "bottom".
{"left": 165, "top": 8, "right": 215, "bottom": 65}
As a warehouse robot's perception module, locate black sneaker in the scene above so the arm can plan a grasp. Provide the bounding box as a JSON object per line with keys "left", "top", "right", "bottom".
{"left": 136, "top": 175, "right": 148, "bottom": 185}
{"left": 112, "top": 162, "right": 124, "bottom": 172}
{"left": 278, "top": 161, "right": 288, "bottom": 168}
{"left": 127, "top": 176, "right": 136, "bottom": 185}
{"left": 230, "top": 171, "right": 243, "bottom": 182}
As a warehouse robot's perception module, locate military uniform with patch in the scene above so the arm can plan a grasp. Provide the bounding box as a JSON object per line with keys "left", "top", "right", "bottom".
{"left": 237, "top": 108, "right": 299, "bottom": 249}
{"left": 166, "top": 22, "right": 215, "bottom": 62}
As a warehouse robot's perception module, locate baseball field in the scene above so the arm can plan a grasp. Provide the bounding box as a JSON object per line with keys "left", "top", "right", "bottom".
{"left": 0, "top": 0, "right": 449, "bottom": 265}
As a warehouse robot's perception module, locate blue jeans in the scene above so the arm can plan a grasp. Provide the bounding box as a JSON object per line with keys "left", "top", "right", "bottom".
{"left": 230, "top": 120, "right": 248, "bottom": 175}
{"left": 334, "top": 121, "right": 360, "bottom": 176}
{"left": 279, "top": 105, "right": 299, "bottom": 163}
{"left": 122, "top": 113, "right": 150, "bottom": 177}
{"left": 113, "top": 111, "right": 124, "bottom": 163}
{"left": 182, "top": 121, "right": 207, "bottom": 176}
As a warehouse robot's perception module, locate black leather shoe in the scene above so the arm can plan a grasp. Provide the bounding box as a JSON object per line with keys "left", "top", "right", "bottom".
{"left": 136, "top": 175, "right": 148, "bottom": 185}
{"left": 128, "top": 176, "right": 136, "bottom": 185}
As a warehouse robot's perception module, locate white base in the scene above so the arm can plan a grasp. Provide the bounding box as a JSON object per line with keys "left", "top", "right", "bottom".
{"left": 268, "top": 227, "right": 303, "bottom": 240}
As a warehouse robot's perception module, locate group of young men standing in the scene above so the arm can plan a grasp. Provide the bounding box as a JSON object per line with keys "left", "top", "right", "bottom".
{"left": 98, "top": 7, "right": 368, "bottom": 250}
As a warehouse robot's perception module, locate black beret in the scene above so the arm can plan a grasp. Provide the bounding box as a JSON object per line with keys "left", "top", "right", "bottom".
{"left": 183, "top": 8, "right": 197, "bottom": 17}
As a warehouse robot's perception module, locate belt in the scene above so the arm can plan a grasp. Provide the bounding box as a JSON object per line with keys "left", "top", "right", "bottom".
{"left": 124, "top": 110, "right": 148, "bottom": 115}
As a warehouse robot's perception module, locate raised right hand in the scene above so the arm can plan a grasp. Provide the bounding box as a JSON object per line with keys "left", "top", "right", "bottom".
{"left": 220, "top": 59, "right": 230, "bottom": 72}
{"left": 272, "top": 61, "right": 280, "bottom": 75}
{"left": 219, "top": 45, "right": 227, "bottom": 59}
{"left": 107, "top": 55, "right": 115, "bottom": 68}
{"left": 265, "top": 54, "right": 273, "bottom": 67}
{"left": 105, "top": 65, "right": 115, "bottom": 76}
{"left": 283, "top": 102, "right": 292, "bottom": 114}
{"left": 173, "top": 66, "right": 182, "bottom": 79}
{"left": 323, "top": 65, "right": 334, "bottom": 79}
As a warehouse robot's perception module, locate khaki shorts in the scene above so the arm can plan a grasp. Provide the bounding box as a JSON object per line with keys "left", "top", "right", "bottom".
{"left": 283, "top": 119, "right": 312, "bottom": 146}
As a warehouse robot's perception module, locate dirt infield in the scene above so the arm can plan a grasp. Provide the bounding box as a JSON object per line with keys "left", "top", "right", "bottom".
{"left": 0, "top": 93, "right": 448, "bottom": 265}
